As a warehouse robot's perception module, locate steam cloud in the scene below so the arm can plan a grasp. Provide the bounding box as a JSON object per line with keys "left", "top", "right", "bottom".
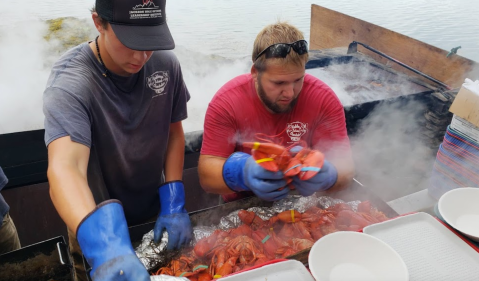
{"left": 0, "top": 18, "right": 97, "bottom": 134}
{"left": 0, "top": 20, "right": 52, "bottom": 134}
{"left": 174, "top": 47, "right": 251, "bottom": 133}
{"left": 306, "top": 59, "right": 439, "bottom": 201}
{"left": 306, "top": 61, "right": 426, "bottom": 106}
{"left": 349, "top": 101, "right": 437, "bottom": 201}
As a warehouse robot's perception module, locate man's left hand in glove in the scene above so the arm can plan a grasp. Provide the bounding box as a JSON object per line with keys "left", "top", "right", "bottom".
{"left": 153, "top": 181, "right": 192, "bottom": 250}
{"left": 292, "top": 159, "right": 338, "bottom": 196}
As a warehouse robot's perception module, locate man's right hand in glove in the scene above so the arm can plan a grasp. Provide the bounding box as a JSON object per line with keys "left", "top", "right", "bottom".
{"left": 222, "top": 152, "right": 289, "bottom": 201}
{"left": 77, "top": 200, "right": 150, "bottom": 281}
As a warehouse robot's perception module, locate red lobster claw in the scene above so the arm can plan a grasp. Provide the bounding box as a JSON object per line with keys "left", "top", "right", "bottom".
{"left": 243, "top": 142, "right": 292, "bottom": 172}
{"left": 283, "top": 157, "right": 302, "bottom": 178}
{"left": 294, "top": 148, "right": 325, "bottom": 180}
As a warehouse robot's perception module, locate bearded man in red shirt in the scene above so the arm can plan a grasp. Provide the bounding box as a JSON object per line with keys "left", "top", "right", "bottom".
{"left": 198, "top": 22, "right": 355, "bottom": 202}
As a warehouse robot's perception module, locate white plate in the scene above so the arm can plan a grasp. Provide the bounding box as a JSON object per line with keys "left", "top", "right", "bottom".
{"left": 363, "top": 212, "right": 479, "bottom": 281}
{"left": 438, "top": 187, "right": 479, "bottom": 242}
{"left": 308, "top": 231, "right": 408, "bottom": 281}
{"left": 219, "top": 259, "right": 314, "bottom": 281}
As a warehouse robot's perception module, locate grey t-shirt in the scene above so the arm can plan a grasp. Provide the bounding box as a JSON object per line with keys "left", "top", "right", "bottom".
{"left": 43, "top": 42, "right": 190, "bottom": 224}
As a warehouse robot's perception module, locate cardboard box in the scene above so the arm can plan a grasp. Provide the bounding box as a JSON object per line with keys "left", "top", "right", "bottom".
{"left": 449, "top": 82, "right": 479, "bottom": 142}
{"left": 449, "top": 85, "right": 479, "bottom": 127}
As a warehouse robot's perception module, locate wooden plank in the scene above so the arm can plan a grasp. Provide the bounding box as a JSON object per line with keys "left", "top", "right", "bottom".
{"left": 310, "top": 4, "right": 479, "bottom": 89}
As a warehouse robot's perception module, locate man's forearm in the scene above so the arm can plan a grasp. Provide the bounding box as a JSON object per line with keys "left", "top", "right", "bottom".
{"left": 47, "top": 136, "right": 96, "bottom": 235}
{"left": 330, "top": 170, "right": 354, "bottom": 191}
{"left": 164, "top": 123, "right": 185, "bottom": 182}
{"left": 48, "top": 166, "right": 96, "bottom": 234}
{"left": 325, "top": 157, "right": 355, "bottom": 192}
{"left": 198, "top": 155, "right": 234, "bottom": 194}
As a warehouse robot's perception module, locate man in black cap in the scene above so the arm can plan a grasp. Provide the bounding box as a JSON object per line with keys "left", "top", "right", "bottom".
{"left": 43, "top": 0, "right": 191, "bottom": 280}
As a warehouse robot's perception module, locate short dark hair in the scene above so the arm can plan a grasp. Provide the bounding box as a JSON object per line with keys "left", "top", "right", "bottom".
{"left": 90, "top": 6, "right": 109, "bottom": 29}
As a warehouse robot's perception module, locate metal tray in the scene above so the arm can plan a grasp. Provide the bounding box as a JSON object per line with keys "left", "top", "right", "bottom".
{"left": 0, "top": 235, "right": 72, "bottom": 281}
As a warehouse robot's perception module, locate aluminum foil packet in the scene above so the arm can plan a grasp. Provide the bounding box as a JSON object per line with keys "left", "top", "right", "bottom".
{"left": 136, "top": 230, "right": 168, "bottom": 270}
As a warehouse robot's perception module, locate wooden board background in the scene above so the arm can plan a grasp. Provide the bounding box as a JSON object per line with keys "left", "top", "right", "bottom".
{"left": 310, "top": 5, "right": 479, "bottom": 89}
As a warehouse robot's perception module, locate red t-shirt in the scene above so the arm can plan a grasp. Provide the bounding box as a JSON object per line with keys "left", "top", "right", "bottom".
{"left": 201, "top": 73, "right": 351, "bottom": 201}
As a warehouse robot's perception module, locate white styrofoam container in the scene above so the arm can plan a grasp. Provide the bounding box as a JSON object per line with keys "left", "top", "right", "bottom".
{"left": 308, "top": 231, "right": 408, "bottom": 281}
{"left": 218, "top": 259, "right": 315, "bottom": 281}
{"left": 438, "top": 187, "right": 479, "bottom": 242}
{"left": 363, "top": 212, "right": 479, "bottom": 281}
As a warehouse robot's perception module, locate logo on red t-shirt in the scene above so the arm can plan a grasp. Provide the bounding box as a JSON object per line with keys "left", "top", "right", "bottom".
{"left": 286, "top": 121, "right": 308, "bottom": 142}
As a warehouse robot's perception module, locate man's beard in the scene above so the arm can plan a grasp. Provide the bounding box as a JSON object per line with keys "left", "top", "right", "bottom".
{"left": 257, "top": 78, "right": 298, "bottom": 113}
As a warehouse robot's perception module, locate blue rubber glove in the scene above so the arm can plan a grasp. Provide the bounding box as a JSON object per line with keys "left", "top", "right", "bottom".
{"left": 154, "top": 181, "right": 192, "bottom": 250}
{"left": 222, "top": 152, "right": 289, "bottom": 201}
{"left": 77, "top": 200, "right": 149, "bottom": 281}
{"left": 292, "top": 160, "right": 338, "bottom": 196}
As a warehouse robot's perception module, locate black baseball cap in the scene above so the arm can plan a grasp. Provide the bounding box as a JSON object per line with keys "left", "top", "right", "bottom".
{"left": 96, "top": 0, "right": 174, "bottom": 51}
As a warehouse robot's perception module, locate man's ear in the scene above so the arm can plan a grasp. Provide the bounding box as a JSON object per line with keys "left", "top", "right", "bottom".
{"left": 91, "top": 13, "right": 104, "bottom": 33}
{"left": 251, "top": 65, "right": 258, "bottom": 80}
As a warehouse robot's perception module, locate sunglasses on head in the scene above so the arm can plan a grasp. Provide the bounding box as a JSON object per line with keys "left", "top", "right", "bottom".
{"left": 254, "top": 40, "right": 308, "bottom": 61}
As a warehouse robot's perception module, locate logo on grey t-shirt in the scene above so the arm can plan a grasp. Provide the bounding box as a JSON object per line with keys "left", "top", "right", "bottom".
{"left": 147, "top": 71, "right": 169, "bottom": 97}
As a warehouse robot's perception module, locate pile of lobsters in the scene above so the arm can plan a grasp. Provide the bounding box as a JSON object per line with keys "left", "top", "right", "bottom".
{"left": 152, "top": 200, "right": 389, "bottom": 280}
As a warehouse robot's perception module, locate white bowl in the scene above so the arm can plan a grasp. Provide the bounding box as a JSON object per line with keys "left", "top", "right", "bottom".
{"left": 308, "top": 231, "right": 408, "bottom": 281}
{"left": 438, "top": 187, "right": 479, "bottom": 242}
